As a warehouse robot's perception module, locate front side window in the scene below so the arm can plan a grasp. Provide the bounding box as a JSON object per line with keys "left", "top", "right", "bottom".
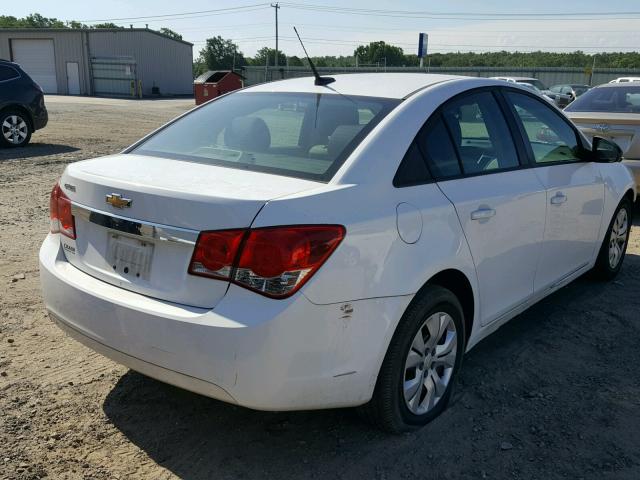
{"left": 133, "top": 92, "right": 399, "bottom": 182}
{"left": 440, "top": 91, "right": 520, "bottom": 175}
{"left": 507, "top": 91, "right": 581, "bottom": 164}
{"left": 0, "top": 65, "right": 19, "bottom": 82}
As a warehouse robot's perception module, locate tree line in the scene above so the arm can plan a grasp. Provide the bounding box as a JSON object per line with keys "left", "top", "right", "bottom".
{"left": 195, "top": 36, "right": 640, "bottom": 76}
{"left": 0, "top": 14, "right": 183, "bottom": 40}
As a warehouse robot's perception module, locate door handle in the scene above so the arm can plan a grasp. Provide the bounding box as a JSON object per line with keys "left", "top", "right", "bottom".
{"left": 550, "top": 192, "right": 567, "bottom": 205}
{"left": 470, "top": 208, "right": 496, "bottom": 221}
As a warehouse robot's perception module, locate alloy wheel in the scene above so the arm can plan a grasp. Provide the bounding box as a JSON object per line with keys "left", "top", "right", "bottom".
{"left": 403, "top": 312, "right": 457, "bottom": 415}
{"left": 2, "top": 115, "right": 28, "bottom": 145}
{"left": 609, "top": 207, "right": 629, "bottom": 269}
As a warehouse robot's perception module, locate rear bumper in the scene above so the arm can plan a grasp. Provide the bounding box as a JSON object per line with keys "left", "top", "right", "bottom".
{"left": 33, "top": 107, "right": 48, "bottom": 130}
{"left": 39, "top": 234, "right": 410, "bottom": 410}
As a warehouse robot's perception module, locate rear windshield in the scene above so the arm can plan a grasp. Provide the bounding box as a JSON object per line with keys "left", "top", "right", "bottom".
{"left": 565, "top": 86, "right": 640, "bottom": 113}
{"left": 132, "top": 92, "right": 400, "bottom": 181}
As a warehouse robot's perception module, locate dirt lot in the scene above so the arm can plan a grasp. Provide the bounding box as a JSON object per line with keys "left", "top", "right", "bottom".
{"left": 1, "top": 96, "right": 640, "bottom": 480}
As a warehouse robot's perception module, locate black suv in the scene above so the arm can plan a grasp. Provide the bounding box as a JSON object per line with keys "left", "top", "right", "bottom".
{"left": 0, "top": 59, "right": 48, "bottom": 147}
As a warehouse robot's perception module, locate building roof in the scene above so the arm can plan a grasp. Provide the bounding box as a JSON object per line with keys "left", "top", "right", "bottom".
{"left": 0, "top": 28, "right": 193, "bottom": 46}
{"left": 244, "top": 73, "right": 471, "bottom": 99}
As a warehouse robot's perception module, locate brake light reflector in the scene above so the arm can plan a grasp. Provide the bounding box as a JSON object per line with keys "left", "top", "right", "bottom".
{"left": 49, "top": 183, "right": 76, "bottom": 239}
{"left": 188, "top": 225, "right": 345, "bottom": 298}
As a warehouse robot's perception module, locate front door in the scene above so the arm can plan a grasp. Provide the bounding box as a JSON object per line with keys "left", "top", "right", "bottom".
{"left": 419, "top": 90, "right": 547, "bottom": 326}
{"left": 503, "top": 90, "right": 605, "bottom": 292}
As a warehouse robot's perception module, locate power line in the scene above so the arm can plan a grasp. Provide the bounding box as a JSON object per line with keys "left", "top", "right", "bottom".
{"left": 77, "top": 4, "right": 270, "bottom": 23}
{"left": 279, "top": 3, "right": 640, "bottom": 20}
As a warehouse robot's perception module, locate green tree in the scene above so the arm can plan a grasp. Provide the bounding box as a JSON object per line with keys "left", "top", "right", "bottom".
{"left": 23, "top": 13, "right": 65, "bottom": 28}
{"left": 68, "top": 20, "right": 88, "bottom": 29}
{"left": 252, "top": 47, "right": 286, "bottom": 67}
{"left": 0, "top": 13, "right": 65, "bottom": 28}
{"left": 198, "top": 36, "right": 245, "bottom": 70}
{"left": 354, "top": 41, "right": 404, "bottom": 66}
{"left": 159, "top": 27, "right": 182, "bottom": 40}
{"left": 287, "top": 55, "right": 305, "bottom": 67}
{"left": 91, "top": 23, "right": 122, "bottom": 29}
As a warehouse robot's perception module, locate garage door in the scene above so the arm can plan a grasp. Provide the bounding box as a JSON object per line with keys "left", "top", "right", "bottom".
{"left": 11, "top": 39, "right": 58, "bottom": 93}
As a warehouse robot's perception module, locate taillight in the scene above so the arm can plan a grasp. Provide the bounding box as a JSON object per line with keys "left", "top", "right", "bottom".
{"left": 189, "top": 225, "right": 345, "bottom": 298}
{"left": 188, "top": 229, "right": 245, "bottom": 280}
{"left": 49, "top": 183, "right": 76, "bottom": 239}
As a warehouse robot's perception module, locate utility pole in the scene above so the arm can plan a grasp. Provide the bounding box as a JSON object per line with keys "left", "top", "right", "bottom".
{"left": 271, "top": 3, "right": 280, "bottom": 68}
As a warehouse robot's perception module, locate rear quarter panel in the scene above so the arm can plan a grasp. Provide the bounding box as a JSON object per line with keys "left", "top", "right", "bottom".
{"left": 597, "top": 162, "right": 636, "bottom": 247}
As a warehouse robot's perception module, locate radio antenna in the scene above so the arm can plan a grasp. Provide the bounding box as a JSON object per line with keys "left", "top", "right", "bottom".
{"left": 293, "top": 26, "right": 335, "bottom": 86}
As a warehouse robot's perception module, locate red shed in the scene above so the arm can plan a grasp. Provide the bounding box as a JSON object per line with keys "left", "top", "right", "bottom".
{"left": 193, "top": 70, "right": 243, "bottom": 105}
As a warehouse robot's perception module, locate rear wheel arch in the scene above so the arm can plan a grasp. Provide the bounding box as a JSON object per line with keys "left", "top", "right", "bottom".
{"left": 422, "top": 269, "right": 475, "bottom": 344}
{"left": 0, "top": 104, "right": 34, "bottom": 131}
{"left": 624, "top": 188, "right": 635, "bottom": 206}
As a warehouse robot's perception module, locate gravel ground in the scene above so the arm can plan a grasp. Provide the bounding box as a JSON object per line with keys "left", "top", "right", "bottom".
{"left": 1, "top": 96, "right": 640, "bottom": 480}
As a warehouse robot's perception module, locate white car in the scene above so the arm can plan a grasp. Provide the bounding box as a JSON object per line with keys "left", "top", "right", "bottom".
{"left": 40, "top": 74, "right": 635, "bottom": 432}
{"left": 609, "top": 77, "right": 640, "bottom": 83}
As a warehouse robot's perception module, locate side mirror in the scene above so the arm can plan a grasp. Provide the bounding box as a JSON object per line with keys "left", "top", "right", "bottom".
{"left": 592, "top": 136, "right": 622, "bottom": 163}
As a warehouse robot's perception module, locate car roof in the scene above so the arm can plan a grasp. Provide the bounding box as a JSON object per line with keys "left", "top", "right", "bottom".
{"left": 243, "top": 73, "right": 468, "bottom": 99}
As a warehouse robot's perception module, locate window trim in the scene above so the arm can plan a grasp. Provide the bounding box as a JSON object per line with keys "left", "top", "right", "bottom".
{"left": 497, "top": 87, "right": 591, "bottom": 168}
{"left": 392, "top": 85, "right": 593, "bottom": 189}
{"left": 406, "top": 86, "right": 529, "bottom": 185}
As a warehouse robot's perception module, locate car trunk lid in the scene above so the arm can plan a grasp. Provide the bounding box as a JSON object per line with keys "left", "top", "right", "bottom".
{"left": 57, "top": 154, "right": 320, "bottom": 308}
{"left": 569, "top": 112, "right": 640, "bottom": 159}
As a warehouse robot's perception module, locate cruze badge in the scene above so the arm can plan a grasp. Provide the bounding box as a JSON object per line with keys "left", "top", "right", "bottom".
{"left": 595, "top": 123, "right": 611, "bottom": 134}
{"left": 105, "top": 193, "right": 132, "bottom": 209}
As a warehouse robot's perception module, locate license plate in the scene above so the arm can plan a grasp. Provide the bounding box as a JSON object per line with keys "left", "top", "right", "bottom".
{"left": 107, "top": 233, "right": 154, "bottom": 280}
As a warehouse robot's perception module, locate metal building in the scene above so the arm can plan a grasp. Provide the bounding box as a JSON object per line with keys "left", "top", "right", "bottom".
{"left": 0, "top": 28, "right": 193, "bottom": 97}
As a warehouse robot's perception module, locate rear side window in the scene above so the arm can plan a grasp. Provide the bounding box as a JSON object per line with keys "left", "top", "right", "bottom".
{"left": 418, "top": 115, "right": 461, "bottom": 179}
{"left": 134, "top": 92, "right": 400, "bottom": 182}
{"left": 441, "top": 91, "right": 519, "bottom": 174}
{"left": 0, "top": 65, "right": 19, "bottom": 82}
{"left": 393, "top": 142, "right": 431, "bottom": 187}
{"left": 506, "top": 91, "right": 580, "bottom": 164}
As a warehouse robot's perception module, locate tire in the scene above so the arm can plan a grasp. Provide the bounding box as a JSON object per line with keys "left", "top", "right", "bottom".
{"left": 592, "top": 198, "right": 632, "bottom": 281}
{"left": 358, "top": 285, "right": 465, "bottom": 433}
{"left": 0, "top": 110, "right": 32, "bottom": 148}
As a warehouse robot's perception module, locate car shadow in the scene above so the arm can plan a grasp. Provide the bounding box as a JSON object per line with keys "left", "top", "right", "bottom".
{"left": 0, "top": 143, "right": 79, "bottom": 161}
{"left": 103, "top": 252, "right": 640, "bottom": 479}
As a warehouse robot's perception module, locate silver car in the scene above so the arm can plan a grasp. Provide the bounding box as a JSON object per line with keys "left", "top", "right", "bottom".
{"left": 565, "top": 83, "right": 640, "bottom": 185}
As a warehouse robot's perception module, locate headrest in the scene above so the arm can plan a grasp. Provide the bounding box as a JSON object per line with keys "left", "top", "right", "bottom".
{"left": 224, "top": 117, "right": 271, "bottom": 151}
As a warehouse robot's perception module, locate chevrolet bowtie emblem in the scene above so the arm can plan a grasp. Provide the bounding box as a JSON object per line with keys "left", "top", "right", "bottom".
{"left": 105, "top": 193, "right": 132, "bottom": 209}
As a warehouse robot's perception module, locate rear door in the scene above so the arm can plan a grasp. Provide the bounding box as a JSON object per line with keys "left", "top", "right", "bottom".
{"left": 420, "top": 90, "right": 547, "bottom": 326}
{"left": 503, "top": 90, "right": 605, "bottom": 292}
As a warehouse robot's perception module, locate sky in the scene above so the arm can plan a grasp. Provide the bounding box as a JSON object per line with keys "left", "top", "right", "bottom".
{"left": 5, "top": 0, "right": 640, "bottom": 60}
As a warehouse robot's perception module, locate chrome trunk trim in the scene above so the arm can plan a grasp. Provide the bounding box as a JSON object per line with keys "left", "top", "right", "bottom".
{"left": 71, "top": 203, "right": 199, "bottom": 245}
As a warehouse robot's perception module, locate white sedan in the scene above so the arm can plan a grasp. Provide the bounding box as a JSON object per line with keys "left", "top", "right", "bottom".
{"left": 40, "top": 74, "right": 635, "bottom": 432}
